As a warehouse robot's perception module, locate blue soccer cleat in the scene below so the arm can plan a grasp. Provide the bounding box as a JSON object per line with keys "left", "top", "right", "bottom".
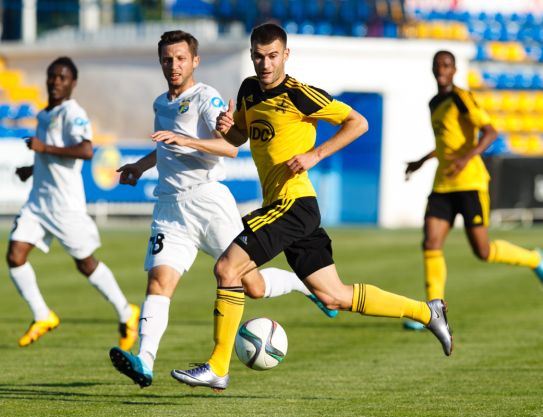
{"left": 403, "top": 319, "right": 426, "bottom": 331}
{"left": 109, "top": 346, "right": 153, "bottom": 388}
{"left": 307, "top": 294, "right": 338, "bottom": 318}
{"left": 533, "top": 249, "right": 543, "bottom": 284}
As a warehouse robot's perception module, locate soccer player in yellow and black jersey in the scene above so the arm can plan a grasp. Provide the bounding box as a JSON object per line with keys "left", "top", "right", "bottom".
{"left": 405, "top": 50, "right": 543, "bottom": 330}
{"left": 170, "top": 23, "right": 453, "bottom": 392}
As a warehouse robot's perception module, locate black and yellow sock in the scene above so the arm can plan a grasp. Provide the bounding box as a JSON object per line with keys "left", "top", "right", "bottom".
{"left": 424, "top": 249, "right": 447, "bottom": 301}
{"left": 488, "top": 240, "right": 540, "bottom": 269}
{"left": 208, "top": 287, "right": 244, "bottom": 377}
{"left": 351, "top": 283, "right": 431, "bottom": 325}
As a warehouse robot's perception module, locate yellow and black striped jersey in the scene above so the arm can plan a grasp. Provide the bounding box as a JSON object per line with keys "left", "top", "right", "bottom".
{"left": 430, "top": 85, "right": 492, "bottom": 192}
{"left": 233, "top": 75, "right": 352, "bottom": 205}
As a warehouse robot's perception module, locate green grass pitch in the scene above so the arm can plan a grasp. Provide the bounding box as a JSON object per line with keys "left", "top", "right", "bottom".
{"left": 0, "top": 225, "right": 542, "bottom": 417}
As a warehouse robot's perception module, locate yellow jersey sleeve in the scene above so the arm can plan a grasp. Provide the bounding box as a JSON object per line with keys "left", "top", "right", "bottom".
{"left": 310, "top": 99, "right": 352, "bottom": 125}
{"left": 454, "top": 89, "right": 492, "bottom": 128}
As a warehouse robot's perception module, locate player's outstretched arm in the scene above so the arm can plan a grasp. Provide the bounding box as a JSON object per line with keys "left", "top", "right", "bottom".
{"left": 117, "top": 150, "right": 157, "bottom": 186}
{"left": 216, "top": 98, "right": 248, "bottom": 147}
{"left": 151, "top": 130, "right": 238, "bottom": 158}
{"left": 15, "top": 165, "right": 33, "bottom": 182}
{"left": 286, "top": 109, "right": 368, "bottom": 176}
{"left": 405, "top": 150, "right": 436, "bottom": 180}
{"left": 26, "top": 136, "right": 93, "bottom": 160}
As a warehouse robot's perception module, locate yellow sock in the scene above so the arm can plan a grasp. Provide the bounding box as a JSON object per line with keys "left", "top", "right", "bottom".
{"left": 424, "top": 249, "right": 447, "bottom": 300}
{"left": 488, "top": 240, "right": 540, "bottom": 269}
{"left": 208, "top": 288, "right": 245, "bottom": 377}
{"left": 351, "top": 283, "right": 431, "bottom": 325}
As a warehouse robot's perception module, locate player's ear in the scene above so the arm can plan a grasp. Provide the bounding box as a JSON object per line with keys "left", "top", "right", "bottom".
{"left": 193, "top": 55, "right": 200, "bottom": 69}
{"left": 284, "top": 47, "right": 290, "bottom": 62}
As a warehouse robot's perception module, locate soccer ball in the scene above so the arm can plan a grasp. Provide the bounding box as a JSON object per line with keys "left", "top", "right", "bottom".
{"left": 234, "top": 317, "right": 288, "bottom": 371}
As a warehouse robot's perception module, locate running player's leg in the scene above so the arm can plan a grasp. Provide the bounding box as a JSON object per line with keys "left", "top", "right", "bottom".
{"left": 463, "top": 191, "right": 541, "bottom": 274}
{"left": 75, "top": 255, "right": 138, "bottom": 350}
{"left": 303, "top": 264, "right": 452, "bottom": 356}
{"left": 204, "top": 183, "right": 336, "bottom": 316}
{"left": 423, "top": 216, "right": 450, "bottom": 301}
{"left": 7, "top": 209, "right": 59, "bottom": 346}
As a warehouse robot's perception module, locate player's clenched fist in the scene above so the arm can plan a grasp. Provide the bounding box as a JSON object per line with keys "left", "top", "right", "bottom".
{"left": 116, "top": 163, "right": 143, "bottom": 186}
{"left": 216, "top": 98, "right": 235, "bottom": 135}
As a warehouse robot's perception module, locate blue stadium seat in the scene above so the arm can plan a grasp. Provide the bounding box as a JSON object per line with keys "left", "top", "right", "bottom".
{"left": 383, "top": 21, "right": 398, "bottom": 38}
{"left": 283, "top": 20, "right": 298, "bottom": 34}
{"left": 475, "top": 43, "right": 487, "bottom": 61}
{"left": 351, "top": 22, "right": 367, "bottom": 37}
{"left": 14, "top": 103, "right": 35, "bottom": 119}
{"left": 287, "top": 0, "right": 304, "bottom": 24}
{"left": 299, "top": 21, "right": 316, "bottom": 35}
{"left": 270, "top": 0, "right": 288, "bottom": 20}
{"left": 216, "top": 0, "right": 235, "bottom": 19}
{"left": 315, "top": 21, "right": 333, "bottom": 36}
{"left": 0, "top": 104, "right": 13, "bottom": 120}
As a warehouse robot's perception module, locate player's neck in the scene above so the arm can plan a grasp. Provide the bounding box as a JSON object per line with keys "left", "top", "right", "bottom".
{"left": 46, "top": 97, "right": 70, "bottom": 110}
{"left": 437, "top": 84, "right": 454, "bottom": 95}
{"left": 168, "top": 79, "right": 196, "bottom": 99}
{"left": 259, "top": 74, "right": 286, "bottom": 91}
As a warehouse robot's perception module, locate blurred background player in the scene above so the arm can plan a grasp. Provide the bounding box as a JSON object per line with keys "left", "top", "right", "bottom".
{"left": 171, "top": 23, "right": 453, "bottom": 392}
{"left": 109, "top": 30, "right": 336, "bottom": 388}
{"left": 6, "top": 56, "right": 140, "bottom": 348}
{"left": 404, "top": 50, "right": 543, "bottom": 330}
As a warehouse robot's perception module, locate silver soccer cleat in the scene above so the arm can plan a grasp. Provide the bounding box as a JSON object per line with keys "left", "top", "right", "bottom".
{"left": 426, "top": 299, "right": 453, "bottom": 356}
{"left": 171, "top": 363, "right": 229, "bottom": 391}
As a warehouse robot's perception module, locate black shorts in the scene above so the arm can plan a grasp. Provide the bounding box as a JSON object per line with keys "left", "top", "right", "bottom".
{"left": 425, "top": 190, "right": 489, "bottom": 227}
{"left": 233, "top": 197, "right": 334, "bottom": 279}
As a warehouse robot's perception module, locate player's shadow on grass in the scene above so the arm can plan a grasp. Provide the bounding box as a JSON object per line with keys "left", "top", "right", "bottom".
{"left": 0, "top": 383, "right": 331, "bottom": 403}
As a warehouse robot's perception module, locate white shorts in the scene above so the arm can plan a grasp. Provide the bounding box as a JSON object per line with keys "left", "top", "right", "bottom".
{"left": 144, "top": 181, "right": 243, "bottom": 274}
{"left": 10, "top": 204, "right": 101, "bottom": 259}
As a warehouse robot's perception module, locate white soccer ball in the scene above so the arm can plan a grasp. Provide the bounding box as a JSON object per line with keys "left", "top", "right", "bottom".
{"left": 234, "top": 317, "right": 288, "bottom": 371}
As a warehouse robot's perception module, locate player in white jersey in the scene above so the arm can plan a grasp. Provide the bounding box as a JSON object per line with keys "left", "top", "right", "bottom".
{"left": 109, "top": 30, "right": 336, "bottom": 388}
{"left": 6, "top": 57, "right": 140, "bottom": 349}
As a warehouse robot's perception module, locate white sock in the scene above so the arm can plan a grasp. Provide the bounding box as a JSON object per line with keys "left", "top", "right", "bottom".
{"left": 138, "top": 294, "right": 170, "bottom": 370}
{"left": 9, "top": 262, "right": 50, "bottom": 321}
{"left": 88, "top": 262, "right": 131, "bottom": 322}
{"left": 260, "top": 267, "right": 311, "bottom": 298}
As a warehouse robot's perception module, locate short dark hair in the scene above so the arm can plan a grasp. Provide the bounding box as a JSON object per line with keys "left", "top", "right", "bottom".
{"left": 433, "top": 50, "right": 456, "bottom": 66}
{"left": 47, "top": 56, "right": 78, "bottom": 80}
{"left": 158, "top": 30, "right": 199, "bottom": 58}
{"left": 250, "top": 23, "right": 287, "bottom": 47}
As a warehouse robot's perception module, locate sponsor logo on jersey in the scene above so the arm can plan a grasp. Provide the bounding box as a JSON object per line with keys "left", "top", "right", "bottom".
{"left": 210, "top": 96, "right": 225, "bottom": 108}
{"left": 249, "top": 120, "right": 275, "bottom": 142}
{"left": 92, "top": 145, "right": 122, "bottom": 190}
{"left": 73, "top": 117, "right": 89, "bottom": 126}
{"left": 246, "top": 95, "right": 253, "bottom": 103}
{"left": 178, "top": 99, "right": 191, "bottom": 114}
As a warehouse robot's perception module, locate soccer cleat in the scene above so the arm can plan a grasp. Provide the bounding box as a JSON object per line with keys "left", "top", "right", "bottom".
{"left": 171, "top": 363, "right": 229, "bottom": 391}
{"left": 426, "top": 299, "right": 453, "bottom": 356}
{"left": 118, "top": 304, "right": 140, "bottom": 351}
{"left": 403, "top": 319, "right": 426, "bottom": 331}
{"left": 18, "top": 310, "right": 60, "bottom": 347}
{"left": 307, "top": 294, "right": 338, "bottom": 318}
{"left": 532, "top": 249, "right": 543, "bottom": 284}
{"left": 109, "top": 346, "right": 153, "bottom": 388}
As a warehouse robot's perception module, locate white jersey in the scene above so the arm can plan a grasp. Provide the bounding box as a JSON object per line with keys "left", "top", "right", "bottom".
{"left": 27, "top": 99, "right": 92, "bottom": 212}
{"left": 153, "top": 82, "right": 227, "bottom": 196}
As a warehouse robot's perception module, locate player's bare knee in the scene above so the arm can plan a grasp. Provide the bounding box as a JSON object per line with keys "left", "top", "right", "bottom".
{"left": 6, "top": 250, "right": 26, "bottom": 268}
{"left": 213, "top": 257, "right": 239, "bottom": 287}
{"left": 243, "top": 282, "right": 265, "bottom": 299}
{"left": 75, "top": 257, "right": 98, "bottom": 277}
{"left": 474, "top": 246, "right": 490, "bottom": 261}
